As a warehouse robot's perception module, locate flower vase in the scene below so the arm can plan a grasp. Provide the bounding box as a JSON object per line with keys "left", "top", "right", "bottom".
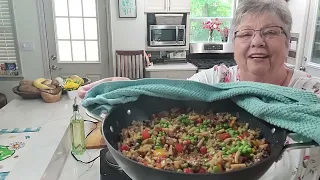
{"left": 67, "top": 90, "right": 79, "bottom": 100}
{"left": 221, "top": 36, "right": 228, "bottom": 42}
{"left": 208, "top": 30, "right": 214, "bottom": 42}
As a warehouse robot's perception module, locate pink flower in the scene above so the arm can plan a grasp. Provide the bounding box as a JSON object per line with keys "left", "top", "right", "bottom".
{"left": 224, "top": 71, "right": 231, "bottom": 83}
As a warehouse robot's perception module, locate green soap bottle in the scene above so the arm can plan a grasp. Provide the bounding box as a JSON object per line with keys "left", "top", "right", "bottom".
{"left": 70, "top": 98, "right": 86, "bottom": 155}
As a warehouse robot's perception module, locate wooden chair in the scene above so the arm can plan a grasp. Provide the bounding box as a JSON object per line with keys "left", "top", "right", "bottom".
{"left": 115, "top": 50, "right": 146, "bottom": 79}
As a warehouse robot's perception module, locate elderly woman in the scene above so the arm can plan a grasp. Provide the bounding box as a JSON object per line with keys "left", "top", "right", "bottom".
{"left": 79, "top": 0, "right": 320, "bottom": 179}
{"left": 189, "top": 0, "right": 320, "bottom": 179}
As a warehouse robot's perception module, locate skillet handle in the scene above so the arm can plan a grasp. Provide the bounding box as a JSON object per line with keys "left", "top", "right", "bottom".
{"left": 276, "top": 140, "right": 319, "bottom": 162}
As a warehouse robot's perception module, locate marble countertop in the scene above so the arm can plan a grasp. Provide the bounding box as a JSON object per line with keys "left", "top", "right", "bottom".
{"left": 0, "top": 96, "right": 99, "bottom": 180}
{"left": 145, "top": 62, "right": 198, "bottom": 72}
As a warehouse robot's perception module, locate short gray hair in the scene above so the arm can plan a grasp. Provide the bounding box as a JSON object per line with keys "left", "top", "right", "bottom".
{"left": 231, "top": 0, "right": 292, "bottom": 39}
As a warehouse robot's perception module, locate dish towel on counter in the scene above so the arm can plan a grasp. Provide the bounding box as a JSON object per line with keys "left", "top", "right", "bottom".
{"left": 82, "top": 78, "right": 320, "bottom": 144}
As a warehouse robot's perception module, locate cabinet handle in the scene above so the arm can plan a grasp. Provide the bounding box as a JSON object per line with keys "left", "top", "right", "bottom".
{"left": 164, "top": 0, "right": 166, "bottom": 10}
{"left": 168, "top": 0, "right": 170, "bottom": 11}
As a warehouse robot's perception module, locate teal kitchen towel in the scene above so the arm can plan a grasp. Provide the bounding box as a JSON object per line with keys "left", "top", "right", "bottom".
{"left": 82, "top": 78, "right": 320, "bottom": 144}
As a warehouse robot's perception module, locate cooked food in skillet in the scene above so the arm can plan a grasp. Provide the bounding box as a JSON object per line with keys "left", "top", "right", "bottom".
{"left": 119, "top": 108, "right": 270, "bottom": 173}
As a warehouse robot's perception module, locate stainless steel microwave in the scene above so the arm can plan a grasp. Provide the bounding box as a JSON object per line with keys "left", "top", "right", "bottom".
{"left": 149, "top": 25, "right": 186, "bottom": 47}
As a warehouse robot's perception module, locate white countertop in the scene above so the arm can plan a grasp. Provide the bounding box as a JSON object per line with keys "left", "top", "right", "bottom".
{"left": 0, "top": 96, "right": 100, "bottom": 180}
{"left": 145, "top": 62, "right": 198, "bottom": 72}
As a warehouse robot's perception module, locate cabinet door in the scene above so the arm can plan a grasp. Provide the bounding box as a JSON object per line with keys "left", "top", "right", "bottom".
{"left": 145, "top": 70, "right": 196, "bottom": 79}
{"left": 168, "top": 0, "right": 190, "bottom": 12}
{"left": 145, "top": 0, "right": 167, "bottom": 13}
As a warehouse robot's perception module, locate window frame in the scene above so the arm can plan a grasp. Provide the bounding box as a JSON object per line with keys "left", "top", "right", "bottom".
{"left": 189, "top": 0, "right": 238, "bottom": 43}
{"left": 0, "top": 0, "right": 22, "bottom": 77}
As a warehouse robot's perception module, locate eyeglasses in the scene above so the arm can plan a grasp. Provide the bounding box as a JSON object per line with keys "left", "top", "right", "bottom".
{"left": 234, "top": 26, "right": 286, "bottom": 42}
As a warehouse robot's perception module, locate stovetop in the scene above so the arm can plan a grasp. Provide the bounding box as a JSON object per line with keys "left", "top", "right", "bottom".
{"left": 187, "top": 53, "right": 236, "bottom": 69}
{"left": 100, "top": 148, "right": 131, "bottom": 180}
{"left": 188, "top": 58, "right": 236, "bottom": 69}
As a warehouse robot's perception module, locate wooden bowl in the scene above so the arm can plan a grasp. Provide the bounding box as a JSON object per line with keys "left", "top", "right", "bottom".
{"left": 40, "top": 89, "right": 62, "bottom": 103}
{"left": 12, "top": 86, "right": 41, "bottom": 99}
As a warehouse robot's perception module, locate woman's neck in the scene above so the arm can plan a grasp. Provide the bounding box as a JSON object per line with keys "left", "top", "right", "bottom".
{"left": 239, "top": 65, "right": 293, "bottom": 86}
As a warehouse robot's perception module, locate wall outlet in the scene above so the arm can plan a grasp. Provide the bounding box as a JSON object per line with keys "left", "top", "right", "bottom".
{"left": 20, "top": 41, "right": 35, "bottom": 51}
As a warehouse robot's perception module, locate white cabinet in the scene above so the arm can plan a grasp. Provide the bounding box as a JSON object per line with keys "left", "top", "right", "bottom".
{"left": 145, "top": 0, "right": 166, "bottom": 13}
{"left": 145, "top": 0, "right": 190, "bottom": 13}
{"left": 168, "top": 0, "right": 190, "bottom": 12}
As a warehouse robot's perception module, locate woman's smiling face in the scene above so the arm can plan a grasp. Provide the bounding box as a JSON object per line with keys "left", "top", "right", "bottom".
{"left": 233, "top": 12, "right": 289, "bottom": 77}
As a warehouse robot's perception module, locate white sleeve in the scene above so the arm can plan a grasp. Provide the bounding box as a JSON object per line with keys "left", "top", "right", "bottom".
{"left": 188, "top": 68, "right": 221, "bottom": 84}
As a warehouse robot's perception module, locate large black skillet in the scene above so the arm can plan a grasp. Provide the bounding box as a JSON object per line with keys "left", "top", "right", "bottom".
{"left": 102, "top": 95, "right": 318, "bottom": 180}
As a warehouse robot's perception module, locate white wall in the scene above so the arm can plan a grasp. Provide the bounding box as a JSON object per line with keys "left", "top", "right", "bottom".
{"left": 109, "top": 0, "right": 146, "bottom": 75}
{"left": 0, "top": 0, "right": 45, "bottom": 102}
{"left": 0, "top": 0, "right": 147, "bottom": 102}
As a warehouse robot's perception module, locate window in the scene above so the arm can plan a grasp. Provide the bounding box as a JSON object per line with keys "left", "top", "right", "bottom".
{"left": 53, "top": 0, "right": 99, "bottom": 62}
{"left": 190, "top": 0, "right": 235, "bottom": 42}
{"left": 0, "top": 0, "right": 20, "bottom": 76}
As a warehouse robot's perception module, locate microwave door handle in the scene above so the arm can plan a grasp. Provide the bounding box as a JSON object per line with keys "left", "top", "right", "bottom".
{"left": 176, "top": 27, "right": 179, "bottom": 42}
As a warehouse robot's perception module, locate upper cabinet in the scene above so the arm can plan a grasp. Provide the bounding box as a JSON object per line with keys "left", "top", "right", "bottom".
{"left": 145, "top": 0, "right": 190, "bottom": 13}
{"left": 168, "top": 0, "right": 190, "bottom": 12}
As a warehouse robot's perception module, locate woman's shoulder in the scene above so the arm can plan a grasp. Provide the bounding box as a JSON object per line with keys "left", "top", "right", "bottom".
{"left": 289, "top": 69, "right": 320, "bottom": 96}
{"left": 188, "top": 65, "right": 239, "bottom": 84}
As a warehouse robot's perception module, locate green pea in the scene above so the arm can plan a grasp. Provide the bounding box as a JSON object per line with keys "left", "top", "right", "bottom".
{"left": 191, "top": 139, "right": 196, "bottom": 144}
{"left": 196, "top": 128, "right": 201, "bottom": 133}
{"left": 154, "top": 146, "right": 161, "bottom": 149}
{"left": 222, "top": 147, "right": 227, "bottom": 151}
{"left": 212, "top": 166, "right": 220, "bottom": 173}
{"left": 244, "top": 145, "right": 250, "bottom": 149}
{"left": 246, "top": 148, "right": 253, "bottom": 153}
{"left": 202, "top": 128, "right": 207, "bottom": 131}
{"left": 241, "top": 140, "right": 247, "bottom": 145}
{"left": 223, "top": 124, "right": 229, "bottom": 128}
{"left": 241, "top": 149, "right": 247, "bottom": 154}
{"left": 220, "top": 142, "right": 226, "bottom": 147}
{"left": 226, "top": 150, "right": 231, "bottom": 154}
{"left": 250, "top": 153, "right": 254, "bottom": 158}
{"left": 231, "top": 147, "right": 237, "bottom": 152}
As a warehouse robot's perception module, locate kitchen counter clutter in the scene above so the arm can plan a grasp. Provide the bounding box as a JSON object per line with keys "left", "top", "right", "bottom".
{"left": 0, "top": 96, "right": 98, "bottom": 180}
{"left": 145, "top": 62, "right": 197, "bottom": 79}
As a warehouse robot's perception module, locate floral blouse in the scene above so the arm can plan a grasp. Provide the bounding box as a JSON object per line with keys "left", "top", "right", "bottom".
{"left": 188, "top": 65, "right": 320, "bottom": 180}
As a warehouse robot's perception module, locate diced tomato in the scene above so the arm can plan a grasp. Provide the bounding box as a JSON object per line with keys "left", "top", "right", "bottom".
{"left": 198, "top": 168, "right": 207, "bottom": 173}
{"left": 120, "top": 144, "right": 129, "bottom": 151}
{"left": 200, "top": 146, "right": 207, "bottom": 154}
{"left": 195, "top": 118, "right": 203, "bottom": 124}
{"left": 218, "top": 133, "right": 231, "bottom": 140}
{"left": 175, "top": 143, "right": 184, "bottom": 153}
{"left": 184, "top": 168, "right": 193, "bottom": 173}
{"left": 142, "top": 130, "right": 151, "bottom": 140}
{"left": 243, "top": 131, "right": 249, "bottom": 137}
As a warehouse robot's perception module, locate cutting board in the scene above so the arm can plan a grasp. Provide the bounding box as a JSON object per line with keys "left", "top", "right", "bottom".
{"left": 85, "top": 122, "right": 107, "bottom": 149}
